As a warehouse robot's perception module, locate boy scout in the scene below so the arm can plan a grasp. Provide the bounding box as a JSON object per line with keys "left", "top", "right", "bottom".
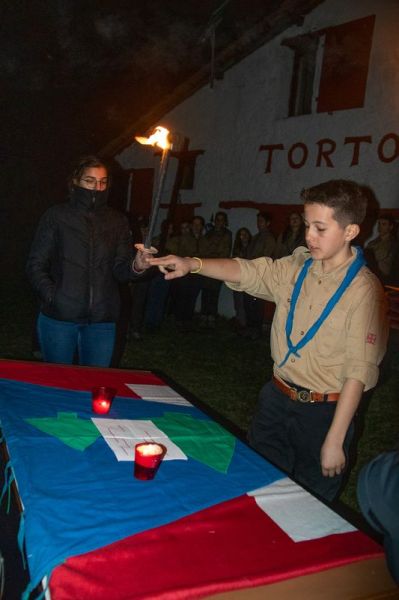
{"left": 147, "top": 180, "right": 388, "bottom": 501}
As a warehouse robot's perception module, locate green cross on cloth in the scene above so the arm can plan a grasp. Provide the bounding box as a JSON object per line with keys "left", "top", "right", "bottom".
{"left": 151, "top": 412, "right": 236, "bottom": 473}
{"left": 25, "top": 412, "right": 101, "bottom": 451}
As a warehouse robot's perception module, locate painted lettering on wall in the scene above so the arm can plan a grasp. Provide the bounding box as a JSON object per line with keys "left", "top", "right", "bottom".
{"left": 259, "top": 133, "right": 399, "bottom": 173}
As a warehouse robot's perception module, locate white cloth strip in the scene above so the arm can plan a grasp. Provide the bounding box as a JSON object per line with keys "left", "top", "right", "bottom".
{"left": 248, "top": 477, "right": 356, "bottom": 542}
{"left": 125, "top": 384, "right": 192, "bottom": 406}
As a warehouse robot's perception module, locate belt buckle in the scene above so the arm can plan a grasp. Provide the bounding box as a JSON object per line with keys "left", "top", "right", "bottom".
{"left": 297, "top": 389, "right": 314, "bottom": 403}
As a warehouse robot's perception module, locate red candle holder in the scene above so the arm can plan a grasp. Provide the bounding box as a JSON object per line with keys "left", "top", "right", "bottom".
{"left": 91, "top": 386, "right": 116, "bottom": 415}
{"left": 134, "top": 442, "right": 167, "bottom": 480}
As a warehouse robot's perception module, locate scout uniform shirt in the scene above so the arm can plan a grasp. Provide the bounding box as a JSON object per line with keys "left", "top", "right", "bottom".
{"left": 226, "top": 246, "right": 388, "bottom": 393}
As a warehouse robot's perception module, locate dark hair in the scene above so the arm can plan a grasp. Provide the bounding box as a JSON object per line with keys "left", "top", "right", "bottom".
{"left": 378, "top": 213, "right": 396, "bottom": 226}
{"left": 69, "top": 155, "right": 109, "bottom": 189}
{"left": 282, "top": 211, "right": 305, "bottom": 244}
{"left": 301, "top": 179, "right": 367, "bottom": 227}
{"left": 192, "top": 215, "right": 205, "bottom": 227}
{"left": 215, "top": 211, "right": 228, "bottom": 226}
{"left": 233, "top": 227, "right": 252, "bottom": 257}
{"left": 257, "top": 211, "right": 272, "bottom": 223}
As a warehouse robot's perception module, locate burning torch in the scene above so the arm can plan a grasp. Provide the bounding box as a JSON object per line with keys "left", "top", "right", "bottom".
{"left": 134, "top": 126, "right": 173, "bottom": 253}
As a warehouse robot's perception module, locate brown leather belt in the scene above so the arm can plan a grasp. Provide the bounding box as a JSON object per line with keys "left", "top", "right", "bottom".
{"left": 272, "top": 376, "right": 339, "bottom": 403}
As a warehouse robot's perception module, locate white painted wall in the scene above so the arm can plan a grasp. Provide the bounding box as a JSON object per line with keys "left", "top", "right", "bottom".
{"left": 116, "top": 0, "right": 399, "bottom": 316}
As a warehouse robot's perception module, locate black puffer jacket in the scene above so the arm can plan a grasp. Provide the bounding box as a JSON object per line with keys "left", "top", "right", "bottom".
{"left": 26, "top": 186, "right": 139, "bottom": 323}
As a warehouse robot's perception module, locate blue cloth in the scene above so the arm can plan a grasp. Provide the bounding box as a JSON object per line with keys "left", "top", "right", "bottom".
{"left": 38, "top": 313, "right": 116, "bottom": 366}
{"left": 0, "top": 378, "right": 284, "bottom": 591}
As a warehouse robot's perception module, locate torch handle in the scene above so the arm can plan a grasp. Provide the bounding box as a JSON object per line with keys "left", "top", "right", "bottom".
{"left": 144, "top": 146, "right": 172, "bottom": 249}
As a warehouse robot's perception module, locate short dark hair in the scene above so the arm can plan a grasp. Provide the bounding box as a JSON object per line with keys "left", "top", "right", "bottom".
{"left": 378, "top": 213, "right": 396, "bottom": 226}
{"left": 192, "top": 215, "right": 205, "bottom": 227}
{"left": 257, "top": 211, "right": 272, "bottom": 223}
{"left": 301, "top": 179, "right": 367, "bottom": 227}
{"left": 215, "top": 211, "right": 228, "bottom": 225}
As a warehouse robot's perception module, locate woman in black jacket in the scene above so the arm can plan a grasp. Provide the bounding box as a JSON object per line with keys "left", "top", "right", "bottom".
{"left": 27, "top": 155, "right": 149, "bottom": 366}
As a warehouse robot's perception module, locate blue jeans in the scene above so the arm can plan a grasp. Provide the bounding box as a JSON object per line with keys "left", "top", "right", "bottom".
{"left": 38, "top": 313, "right": 116, "bottom": 367}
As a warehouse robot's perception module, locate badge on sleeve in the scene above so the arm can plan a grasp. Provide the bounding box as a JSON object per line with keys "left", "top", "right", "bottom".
{"left": 366, "top": 332, "right": 377, "bottom": 345}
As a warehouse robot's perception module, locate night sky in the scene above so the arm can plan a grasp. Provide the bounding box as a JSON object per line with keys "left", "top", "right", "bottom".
{"left": 0, "top": 0, "right": 283, "bottom": 271}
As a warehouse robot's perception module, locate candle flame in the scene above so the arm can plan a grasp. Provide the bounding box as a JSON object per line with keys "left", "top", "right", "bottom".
{"left": 135, "top": 126, "right": 171, "bottom": 150}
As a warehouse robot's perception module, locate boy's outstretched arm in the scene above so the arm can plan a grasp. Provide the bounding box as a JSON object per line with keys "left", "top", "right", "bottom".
{"left": 320, "top": 378, "right": 365, "bottom": 477}
{"left": 148, "top": 255, "right": 241, "bottom": 283}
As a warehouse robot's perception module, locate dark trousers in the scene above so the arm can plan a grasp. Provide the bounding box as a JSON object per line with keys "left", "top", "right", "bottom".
{"left": 248, "top": 380, "right": 354, "bottom": 502}
{"left": 243, "top": 294, "right": 265, "bottom": 332}
{"left": 201, "top": 279, "right": 223, "bottom": 317}
{"left": 145, "top": 272, "right": 171, "bottom": 330}
{"left": 130, "top": 279, "right": 150, "bottom": 333}
{"left": 172, "top": 274, "right": 202, "bottom": 323}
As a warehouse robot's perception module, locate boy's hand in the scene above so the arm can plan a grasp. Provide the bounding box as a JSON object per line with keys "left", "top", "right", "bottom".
{"left": 148, "top": 255, "right": 193, "bottom": 279}
{"left": 320, "top": 440, "right": 346, "bottom": 477}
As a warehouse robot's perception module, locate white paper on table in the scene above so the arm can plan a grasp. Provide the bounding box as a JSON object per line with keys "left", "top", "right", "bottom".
{"left": 248, "top": 477, "right": 356, "bottom": 542}
{"left": 92, "top": 418, "right": 187, "bottom": 462}
{"left": 125, "top": 383, "right": 192, "bottom": 407}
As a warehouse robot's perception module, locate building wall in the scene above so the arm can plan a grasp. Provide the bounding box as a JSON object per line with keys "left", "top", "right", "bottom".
{"left": 116, "top": 0, "right": 399, "bottom": 316}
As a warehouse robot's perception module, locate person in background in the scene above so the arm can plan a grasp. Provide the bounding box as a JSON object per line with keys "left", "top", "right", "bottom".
{"left": 144, "top": 220, "right": 177, "bottom": 333}
{"left": 275, "top": 211, "right": 306, "bottom": 258}
{"left": 129, "top": 216, "right": 151, "bottom": 341}
{"left": 179, "top": 220, "right": 191, "bottom": 236}
{"left": 231, "top": 227, "right": 252, "bottom": 331}
{"left": 200, "top": 211, "right": 232, "bottom": 329}
{"left": 243, "top": 211, "right": 276, "bottom": 340}
{"left": 26, "top": 155, "right": 149, "bottom": 367}
{"left": 365, "top": 213, "right": 398, "bottom": 283}
{"left": 170, "top": 215, "right": 208, "bottom": 331}
{"left": 147, "top": 179, "right": 388, "bottom": 502}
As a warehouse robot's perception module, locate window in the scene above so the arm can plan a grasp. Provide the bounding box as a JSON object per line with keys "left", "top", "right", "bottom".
{"left": 283, "top": 15, "right": 376, "bottom": 116}
{"left": 283, "top": 34, "right": 320, "bottom": 117}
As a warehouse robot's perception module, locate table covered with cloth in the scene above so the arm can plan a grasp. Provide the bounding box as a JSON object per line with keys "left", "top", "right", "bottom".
{"left": 0, "top": 359, "right": 392, "bottom": 600}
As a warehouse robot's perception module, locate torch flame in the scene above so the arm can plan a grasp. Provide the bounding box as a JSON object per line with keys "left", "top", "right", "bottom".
{"left": 135, "top": 126, "right": 171, "bottom": 150}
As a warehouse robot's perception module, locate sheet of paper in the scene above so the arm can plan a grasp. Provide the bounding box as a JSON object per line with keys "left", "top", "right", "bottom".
{"left": 92, "top": 418, "right": 187, "bottom": 461}
{"left": 125, "top": 383, "right": 192, "bottom": 407}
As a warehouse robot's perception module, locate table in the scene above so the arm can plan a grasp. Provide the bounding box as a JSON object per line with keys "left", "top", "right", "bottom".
{"left": 0, "top": 359, "right": 397, "bottom": 600}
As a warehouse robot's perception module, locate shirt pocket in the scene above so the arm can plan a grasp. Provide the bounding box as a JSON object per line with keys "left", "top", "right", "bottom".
{"left": 314, "top": 304, "right": 347, "bottom": 360}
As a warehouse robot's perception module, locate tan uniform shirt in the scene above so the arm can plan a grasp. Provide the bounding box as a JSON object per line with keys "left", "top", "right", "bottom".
{"left": 226, "top": 247, "right": 388, "bottom": 392}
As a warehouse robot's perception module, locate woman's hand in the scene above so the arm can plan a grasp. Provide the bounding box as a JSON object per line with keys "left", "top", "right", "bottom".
{"left": 133, "top": 243, "right": 157, "bottom": 272}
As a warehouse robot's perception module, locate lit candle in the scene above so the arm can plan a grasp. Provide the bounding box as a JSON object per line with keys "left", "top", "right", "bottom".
{"left": 134, "top": 442, "right": 166, "bottom": 480}
{"left": 91, "top": 386, "right": 115, "bottom": 415}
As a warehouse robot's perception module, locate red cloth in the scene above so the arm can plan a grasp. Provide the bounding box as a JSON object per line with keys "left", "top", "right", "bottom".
{"left": 49, "top": 494, "right": 381, "bottom": 600}
{"left": 0, "top": 359, "right": 162, "bottom": 397}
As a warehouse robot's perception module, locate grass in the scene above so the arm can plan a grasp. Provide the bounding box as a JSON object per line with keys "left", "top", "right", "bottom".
{"left": 2, "top": 276, "right": 398, "bottom": 513}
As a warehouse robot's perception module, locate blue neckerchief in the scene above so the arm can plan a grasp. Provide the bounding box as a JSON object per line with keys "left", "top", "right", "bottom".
{"left": 278, "top": 247, "right": 366, "bottom": 367}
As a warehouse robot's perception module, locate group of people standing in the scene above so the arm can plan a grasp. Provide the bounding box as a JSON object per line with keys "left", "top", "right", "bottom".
{"left": 26, "top": 154, "right": 398, "bottom": 367}
{"left": 232, "top": 210, "right": 306, "bottom": 339}
{"left": 128, "top": 208, "right": 308, "bottom": 341}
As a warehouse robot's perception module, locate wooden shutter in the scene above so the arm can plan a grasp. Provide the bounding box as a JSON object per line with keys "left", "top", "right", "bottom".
{"left": 317, "top": 15, "right": 375, "bottom": 113}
